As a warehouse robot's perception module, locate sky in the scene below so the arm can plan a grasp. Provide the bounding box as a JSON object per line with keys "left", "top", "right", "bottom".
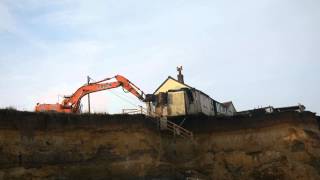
{"left": 0, "top": 0, "right": 319, "bottom": 114}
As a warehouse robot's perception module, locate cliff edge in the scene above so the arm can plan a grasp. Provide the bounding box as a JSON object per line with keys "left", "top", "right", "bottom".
{"left": 0, "top": 110, "right": 319, "bottom": 179}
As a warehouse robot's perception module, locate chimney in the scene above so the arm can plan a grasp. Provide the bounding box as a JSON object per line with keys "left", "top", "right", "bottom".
{"left": 177, "top": 66, "right": 184, "bottom": 84}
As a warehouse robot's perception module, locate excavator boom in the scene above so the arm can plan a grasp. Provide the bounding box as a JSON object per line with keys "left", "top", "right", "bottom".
{"left": 35, "top": 75, "right": 146, "bottom": 113}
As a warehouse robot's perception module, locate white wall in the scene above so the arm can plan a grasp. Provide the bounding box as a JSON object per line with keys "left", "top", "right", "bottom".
{"left": 198, "top": 92, "right": 215, "bottom": 116}
{"left": 216, "top": 102, "right": 227, "bottom": 115}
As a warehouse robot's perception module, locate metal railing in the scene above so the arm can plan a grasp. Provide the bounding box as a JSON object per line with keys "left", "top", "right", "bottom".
{"left": 122, "top": 106, "right": 146, "bottom": 115}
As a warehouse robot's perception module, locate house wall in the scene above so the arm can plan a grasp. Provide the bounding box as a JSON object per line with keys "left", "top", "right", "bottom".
{"left": 225, "top": 104, "right": 236, "bottom": 116}
{"left": 166, "top": 89, "right": 216, "bottom": 116}
{"left": 216, "top": 102, "right": 228, "bottom": 115}
{"left": 154, "top": 78, "right": 188, "bottom": 95}
{"left": 167, "top": 91, "right": 186, "bottom": 116}
{"left": 149, "top": 78, "right": 234, "bottom": 117}
{"left": 152, "top": 91, "right": 187, "bottom": 117}
{"left": 197, "top": 91, "right": 215, "bottom": 116}
{"left": 151, "top": 89, "right": 231, "bottom": 117}
{"left": 186, "top": 90, "right": 201, "bottom": 115}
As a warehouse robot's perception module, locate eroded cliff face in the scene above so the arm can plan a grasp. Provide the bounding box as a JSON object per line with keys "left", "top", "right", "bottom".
{"left": 0, "top": 110, "right": 319, "bottom": 180}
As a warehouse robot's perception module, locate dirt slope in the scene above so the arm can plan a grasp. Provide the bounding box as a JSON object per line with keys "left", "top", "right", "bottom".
{"left": 0, "top": 110, "right": 319, "bottom": 179}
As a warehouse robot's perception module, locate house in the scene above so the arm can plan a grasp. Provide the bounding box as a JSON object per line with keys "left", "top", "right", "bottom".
{"left": 146, "top": 67, "right": 236, "bottom": 117}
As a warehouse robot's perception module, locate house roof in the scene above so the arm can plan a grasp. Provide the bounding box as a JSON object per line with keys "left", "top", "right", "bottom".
{"left": 158, "top": 76, "right": 217, "bottom": 101}
{"left": 153, "top": 76, "right": 215, "bottom": 100}
{"left": 153, "top": 76, "right": 192, "bottom": 94}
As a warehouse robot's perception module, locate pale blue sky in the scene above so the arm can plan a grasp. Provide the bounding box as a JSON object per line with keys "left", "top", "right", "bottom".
{"left": 0, "top": 0, "right": 319, "bottom": 114}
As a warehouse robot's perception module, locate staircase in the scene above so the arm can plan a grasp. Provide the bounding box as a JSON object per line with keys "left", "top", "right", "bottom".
{"left": 122, "top": 107, "right": 194, "bottom": 140}
{"left": 159, "top": 117, "right": 194, "bottom": 140}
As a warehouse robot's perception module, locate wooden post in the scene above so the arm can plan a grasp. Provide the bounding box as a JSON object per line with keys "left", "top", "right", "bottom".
{"left": 87, "top": 76, "right": 91, "bottom": 114}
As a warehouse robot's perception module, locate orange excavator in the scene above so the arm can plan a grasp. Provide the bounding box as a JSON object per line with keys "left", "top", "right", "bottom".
{"left": 35, "top": 75, "right": 148, "bottom": 113}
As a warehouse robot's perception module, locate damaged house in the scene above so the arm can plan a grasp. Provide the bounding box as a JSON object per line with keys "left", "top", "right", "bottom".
{"left": 147, "top": 67, "right": 236, "bottom": 117}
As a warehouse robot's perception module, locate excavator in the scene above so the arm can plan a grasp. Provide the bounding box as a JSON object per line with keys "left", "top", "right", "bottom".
{"left": 35, "top": 75, "right": 151, "bottom": 113}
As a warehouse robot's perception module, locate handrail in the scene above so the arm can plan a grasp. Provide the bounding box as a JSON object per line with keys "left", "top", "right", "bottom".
{"left": 122, "top": 106, "right": 194, "bottom": 140}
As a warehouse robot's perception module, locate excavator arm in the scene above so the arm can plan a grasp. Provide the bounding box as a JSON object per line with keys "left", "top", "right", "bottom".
{"left": 35, "top": 75, "right": 146, "bottom": 113}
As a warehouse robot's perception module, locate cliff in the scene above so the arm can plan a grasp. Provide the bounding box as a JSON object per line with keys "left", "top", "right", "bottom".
{"left": 0, "top": 109, "right": 319, "bottom": 179}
